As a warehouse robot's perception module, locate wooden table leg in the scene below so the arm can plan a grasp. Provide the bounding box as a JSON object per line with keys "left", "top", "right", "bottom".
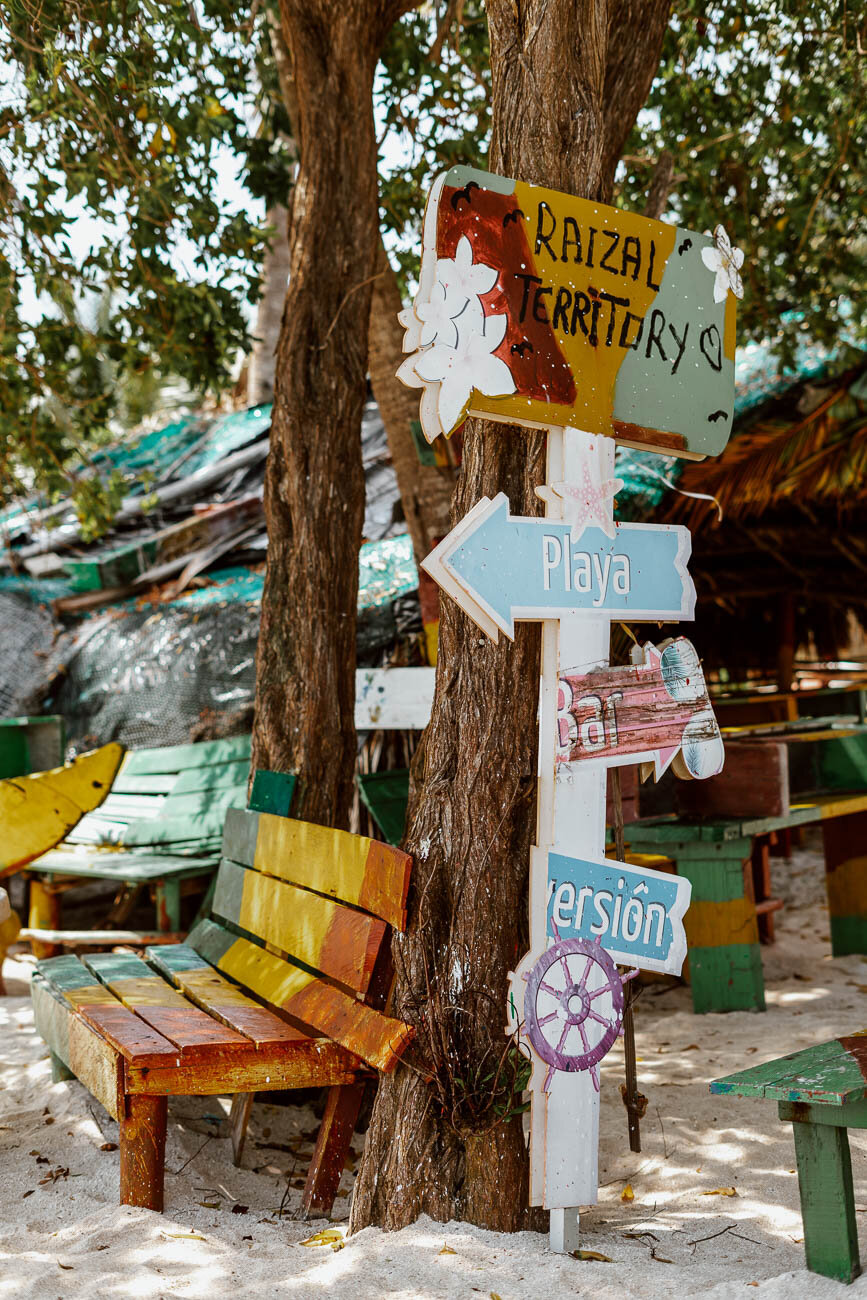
{"left": 677, "top": 840, "right": 764, "bottom": 1014}
{"left": 301, "top": 1081, "right": 367, "bottom": 1217}
{"left": 822, "top": 812, "right": 867, "bottom": 957}
{"left": 155, "top": 879, "right": 181, "bottom": 933}
{"left": 28, "top": 877, "right": 60, "bottom": 959}
{"left": 120, "top": 1094, "right": 168, "bottom": 1211}
{"left": 791, "top": 1117, "right": 860, "bottom": 1283}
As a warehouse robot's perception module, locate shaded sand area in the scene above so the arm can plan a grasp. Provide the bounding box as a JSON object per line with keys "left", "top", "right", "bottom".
{"left": 2, "top": 832, "right": 867, "bottom": 1297}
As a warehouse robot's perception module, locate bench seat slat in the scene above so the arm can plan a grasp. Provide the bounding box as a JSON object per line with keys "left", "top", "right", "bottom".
{"left": 125, "top": 1039, "right": 357, "bottom": 1098}
{"left": 27, "top": 850, "right": 220, "bottom": 881}
{"left": 121, "top": 807, "right": 241, "bottom": 848}
{"left": 188, "top": 918, "right": 413, "bottom": 1072}
{"left": 223, "top": 808, "right": 411, "bottom": 930}
{"left": 83, "top": 952, "right": 250, "bottom": 1058}
{"left": 212, "top": 859, "right": 385, "bottom": 995}
{"left": 712, "top": 1033, "right": 867, "bottom": 1105}
{"left": 35, "top": 956, "right": 178, "bottom": 1067}
{"left": 146, "top": 943, "right": 307, "bottom": 1048}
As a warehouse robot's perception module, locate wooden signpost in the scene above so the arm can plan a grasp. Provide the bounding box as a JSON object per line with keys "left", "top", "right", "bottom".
{"left": 399, "top": 165, "right": 741, "bottom": 1252}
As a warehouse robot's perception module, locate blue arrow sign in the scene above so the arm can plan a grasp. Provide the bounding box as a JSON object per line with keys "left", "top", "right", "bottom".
{"left": 544, "top": 848, "right": 691, "bottom": 974}
{"left": 421, "top": 492, "right": 695, "bottom": 641}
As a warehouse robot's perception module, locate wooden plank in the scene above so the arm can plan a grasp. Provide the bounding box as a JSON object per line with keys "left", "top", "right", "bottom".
{"left": 36, "top": 955, "right": 182, "bottom": 1067}
{"left": 173, "top": 760, "right": 251, "bottom": 796}
{"left": 22, "top": 929, "right": 184, "bottom": 946}
{"left": 301, "top": 1081, "right": 366, "bottom": 1216}
{"left": 125, "top": 1039, "right": 357, "bottom": 1097}
{"left": 111, "top": 773, "right": 177, "bottom": 795}
{"left": 187, "top": 919, "right": 414, "bottom": 1072}
{"left": 354, "top": 667, "right": 435, "bottom": 731}
{"left": 160, "top": 786, "right": 249, "bottom": 820}
{"left": 357, "top": 771, "right": 409, "bottom": 847}
{"left": 120, "top": 736, "right": 251, "bottom": 776}
{"left": 121, "top": 806, "right": 239, "bottom": 847}
{"left": 27, "top": 850, "right": 220, "bottom": 881}
{"left": 675, "top": 740, "right": 789, "bottom": 819}
{"left": 31, "top": 974, "right": 124, "bottom": 1119}
{"left": 223, "top": 809, "right": 411, "bottom": 930}
{"left": 0, "top": 744, "right": 124, "bottom": 873}
{"left": 83, "top": 951, "right": 250, "bottom": 1057}
{"left": 791, "top": 1119, "right": 861, "bottom": 1283}
{"left": 712, "top": 1036, "right": 867, "bottom": 1104}
{"left": 212, "top": 859, "right": 385, "bottom": 995}
{"left": 146, "top": 943, "right": 306, "bottom": 1047}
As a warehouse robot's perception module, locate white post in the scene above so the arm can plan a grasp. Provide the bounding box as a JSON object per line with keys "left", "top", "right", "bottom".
{"left": 535, "top": 426, "right": 615, "bottom": 1253}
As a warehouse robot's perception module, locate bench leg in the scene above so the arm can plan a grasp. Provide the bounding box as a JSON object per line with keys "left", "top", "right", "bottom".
{"left": 120, "top": 1094, "right": 168, "bottom": 1212}
{"left": 229, "top": 1093, "right": 254, "bottom": 1165}
{"left": 155, "top": 879, "right": 181, "bottom": 933}
{"left": 301, "top": 1082, "right": 366, "bottom": 1218}
{"left": 28, "top": 878, "right": 60, "bottom": 959}
{"left": 792, "top": 1118, "right": 861, "bottom": 1283}
{"left": 50, "top": 1051, "right": 74, "bottom": 1083}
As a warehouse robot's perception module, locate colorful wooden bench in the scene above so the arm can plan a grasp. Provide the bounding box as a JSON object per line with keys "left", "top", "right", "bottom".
{"left": 626, "top": 789, "right": 867, "bottom": 1014}
{"left": 22, "top": 737, "right": 254, "bottom": 953}
{"left": 712, "top": 1034, "right": 867, "bottom": 1284}
{"left": 31, "top": 805, "right": 414, "bottom": 1216}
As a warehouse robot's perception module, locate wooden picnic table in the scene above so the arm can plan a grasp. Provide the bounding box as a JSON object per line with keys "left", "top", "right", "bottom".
{"left": 626, "top": 789, "right": 867, "bottom": 1014}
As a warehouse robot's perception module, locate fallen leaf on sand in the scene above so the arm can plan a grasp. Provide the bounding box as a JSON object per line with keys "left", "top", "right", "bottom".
{"left": 621, "top": 1184, "right": 635, "bottom": 1203}
{"left": 439, "top": 1244, "right": 457, "bottom": 1255}
{"left": 99, "top": 1142, "right": 118, "bottom": 1152}
{"left": 571, "top": 1249, "right": 613, "bottom": 1262}
{"left": 299, "top": 1229, "right": 344, "bottom": 1248}
{"left": 682, "top": 1044, "right": 700, "bottom": 1052}
{"left": 702, "top": 1187, "right": 738, "bottom": 1197}
{"left": 231, "top": 1203, "right": 249, "bottom": 1215}
{"left": 491, "top": 1293, "right": 503, "bottom": 1299}
{"left": 57, "top": 1262, "right": 73, "bottom": 1270}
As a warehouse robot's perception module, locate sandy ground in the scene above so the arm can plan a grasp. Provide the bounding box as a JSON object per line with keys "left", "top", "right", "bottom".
{"left": 3, "top": 832, "right": 867, "bottom": 1298}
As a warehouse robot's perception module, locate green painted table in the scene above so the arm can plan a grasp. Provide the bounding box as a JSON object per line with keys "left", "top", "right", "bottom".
{"left": 627, "top": 790, "right": 867, "bottom": 1014}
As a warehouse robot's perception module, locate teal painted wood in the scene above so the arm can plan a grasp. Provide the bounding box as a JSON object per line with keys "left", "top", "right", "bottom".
{"left": 211, "top": 860, "right": 247, "bottom": 929}
{"left": 85, "top": 951, "right": 155, "bottom": 982}
{"left": 36, "top": 953, "right": 99, "bottom": 990}
{"left": 50, "top": 1050, "right": 74, "bottom": 1082}
{"left": 791, "top": 1119, "right": 861, "bottom": 1283}
{"left": 174, "top": 761, "right": 251, "bottom": 796}
{"left": 111, "top": 773, "right": 177, "bottom": 795}
{"left": 688, "top": 943, "right": 765, "bottom": 1014}
{"left": 27, "top": 852, "right": 220, "bottom": 882}
{"left": 147, "top": 943, "right": 211, "bottom": 977}
{"left": 186, "top": 917, "right": 236, "bottom": 967}
{"left": 121, "top": 808, "right": 237, "bottom": 847}
{"left": 712, "top": 1037, "right": 867, "bottom": 1105}
{"left": 156, "top": 879, "right": 182, "bottom": 932}
{"left": 249, "top": 770, "right": 296, "bottom": 817}
{"left": 221, "top": 808, "right": 260, "bottom": 869}
{"left": 780, "top": 1099, "right": 867, "bottom": 1128}
{"left": 831, "top": 916, "right": 867, "bottom": 957}
{"left": 357, "top": 771, "right": 409, "bottom": 847}
{"left": 159, "top": 785, "right": 249, "bottom": 820}
{"left": 122, "top": 736, "right": 251, "bottom": 775}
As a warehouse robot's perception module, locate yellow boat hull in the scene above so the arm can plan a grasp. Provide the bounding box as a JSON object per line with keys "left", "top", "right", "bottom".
{"left": 0, "top": 744, "right": 124, "bottom": 872}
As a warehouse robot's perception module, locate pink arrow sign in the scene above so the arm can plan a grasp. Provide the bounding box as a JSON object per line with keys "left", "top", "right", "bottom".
{"left": 557, "top": 637, "right": 724, "bottom": 781}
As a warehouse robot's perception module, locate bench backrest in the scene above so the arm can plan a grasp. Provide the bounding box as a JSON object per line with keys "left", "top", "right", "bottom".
{"left": 180, "top": 807, "right": 413, "bottom": 1069}
{"left": 65, "top": 736, "right": 253, "bottom": 850}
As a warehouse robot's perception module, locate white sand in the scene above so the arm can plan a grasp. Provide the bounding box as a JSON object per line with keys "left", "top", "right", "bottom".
{"left": 3, "top": 833, "right": 867, "bottom": 1297}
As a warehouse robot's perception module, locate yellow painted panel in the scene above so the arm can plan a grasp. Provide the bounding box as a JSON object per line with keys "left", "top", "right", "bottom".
{"left": 826, "top": 856, "right": 867, "bottom": 918}
{"left": 176, "top": 969, "right": 262, "bottom": 1007}
{"left": 254, "top": 813, "right": 371, "bottom": 906}
{"left": 65, "top": 984, "right": 125, "bottom": 1007}
{"left": 110, "top": 976, "right": 191, "bottom": 1009}
{"left": 0, "top": 744, "right": 124, "bottom": 872}
{"left": 685, "top": 896, "right": 759, "bottom": 949}
{"left": 218, "top": 934, "right": 313, "bottom": 1006}
{"left": 239, "top": 866, "right": 334, "bottom": 962}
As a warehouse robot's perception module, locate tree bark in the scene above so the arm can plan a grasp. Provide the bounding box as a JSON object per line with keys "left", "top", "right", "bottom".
{"left": 367, "top": 239, "right": 455, "bottom": 562}
{"left": 351, "top": 0, "right": 671, "bottom": 1234}
{"left": 252, "top": 0, "right": 413, "bottom": 827}
{"left": 247, "top": 204, "right": 291, "bottom": 406}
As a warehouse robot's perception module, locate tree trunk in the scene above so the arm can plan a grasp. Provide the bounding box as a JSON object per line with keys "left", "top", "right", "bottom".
{"left": 252, "top": 0, "right": 413, "bottom": 827}
{"left": 367, "top": 240, "right": 456, "bottom": 562}
{"left": 351, "top": 0, "right": 671, "bottom": 1234}
{"left": 247, "top": 204, "right": 291, "bottom": 406}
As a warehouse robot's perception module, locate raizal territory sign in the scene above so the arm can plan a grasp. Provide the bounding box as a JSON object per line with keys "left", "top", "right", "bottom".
{"left": 398, "top": 165, "right": 740, "bottom": 458}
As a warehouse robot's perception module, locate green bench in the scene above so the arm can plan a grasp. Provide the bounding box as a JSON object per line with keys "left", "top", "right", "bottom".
{"left": 31, "top": 803, "right": 414, "bottom": 1216}
{"left": 22, "top": 737, "right": 260, "bottom": 953}
{"left": 712, "top": 1034, "right": 867, "bottom": 1283}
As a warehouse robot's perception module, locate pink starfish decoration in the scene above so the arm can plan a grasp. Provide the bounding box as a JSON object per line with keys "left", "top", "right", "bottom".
{"left": 536, "top": 462, "right": 623, "bottom": 541}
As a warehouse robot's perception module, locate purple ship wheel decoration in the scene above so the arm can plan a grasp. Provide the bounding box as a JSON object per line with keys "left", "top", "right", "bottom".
{"left": 522, "top": 929, "right": 638, "bottom": 1093}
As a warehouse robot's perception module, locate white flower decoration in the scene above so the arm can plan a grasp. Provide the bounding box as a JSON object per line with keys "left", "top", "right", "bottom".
{"left": 436, "top": 234, "right": 498, "bottom": 300}
{"left": 412, "top": 314, "right": 515, "bottom": 435}
{"left": 701, "top": 225, "right": 745, "bottom": 303}
{"left": 415, "top": 280, "right": 480, "bottom": 347}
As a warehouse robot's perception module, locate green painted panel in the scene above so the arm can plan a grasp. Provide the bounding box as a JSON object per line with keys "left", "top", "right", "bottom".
{"left": 187, "top": 917, "right": 236, "bottom": 966}
{"left": 121, "top": 809, "right": 233, "bottom": 846}
{"left": 173, "top": 760, "right": 251, "bottom": 795}
{"left": 831, "top": 915, "right": 867, "bottom": 957}
{"left": 221, "top": 808, "right": 260, "bottom": 868}
{"left": 146, "top": 943, "right": 210, "bottom": 977}
{"left": 712, "top": 1038, "right": 853, "bottom": 1099}
{"left": 36, "top": 954, "right": 97, "bottom": 991}
{"left": 677, "top": 853, "right": 747, "bottom": 903}
{"left": 792, "top": 1120, "right": 860, "bottom": 1283}
{"left": 0, "top": 728, "right": 29, "bottom": 780}
{"left": 688, "top": 942, "right": 764, "bottom": 1014}
{"left": 249, "top": 770, "right": 296, "bottom": 817}
{"left": 161, "top": 784, "right": 248, "bottom": 819}
{"left": 85, "top": 951, "right": 156, "bottom": 982}
{"left": 357, "top": 770, "right": 410, "bottom": 847}
{"left": 211, "top": 859, "right": 246, "bottom": 928}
